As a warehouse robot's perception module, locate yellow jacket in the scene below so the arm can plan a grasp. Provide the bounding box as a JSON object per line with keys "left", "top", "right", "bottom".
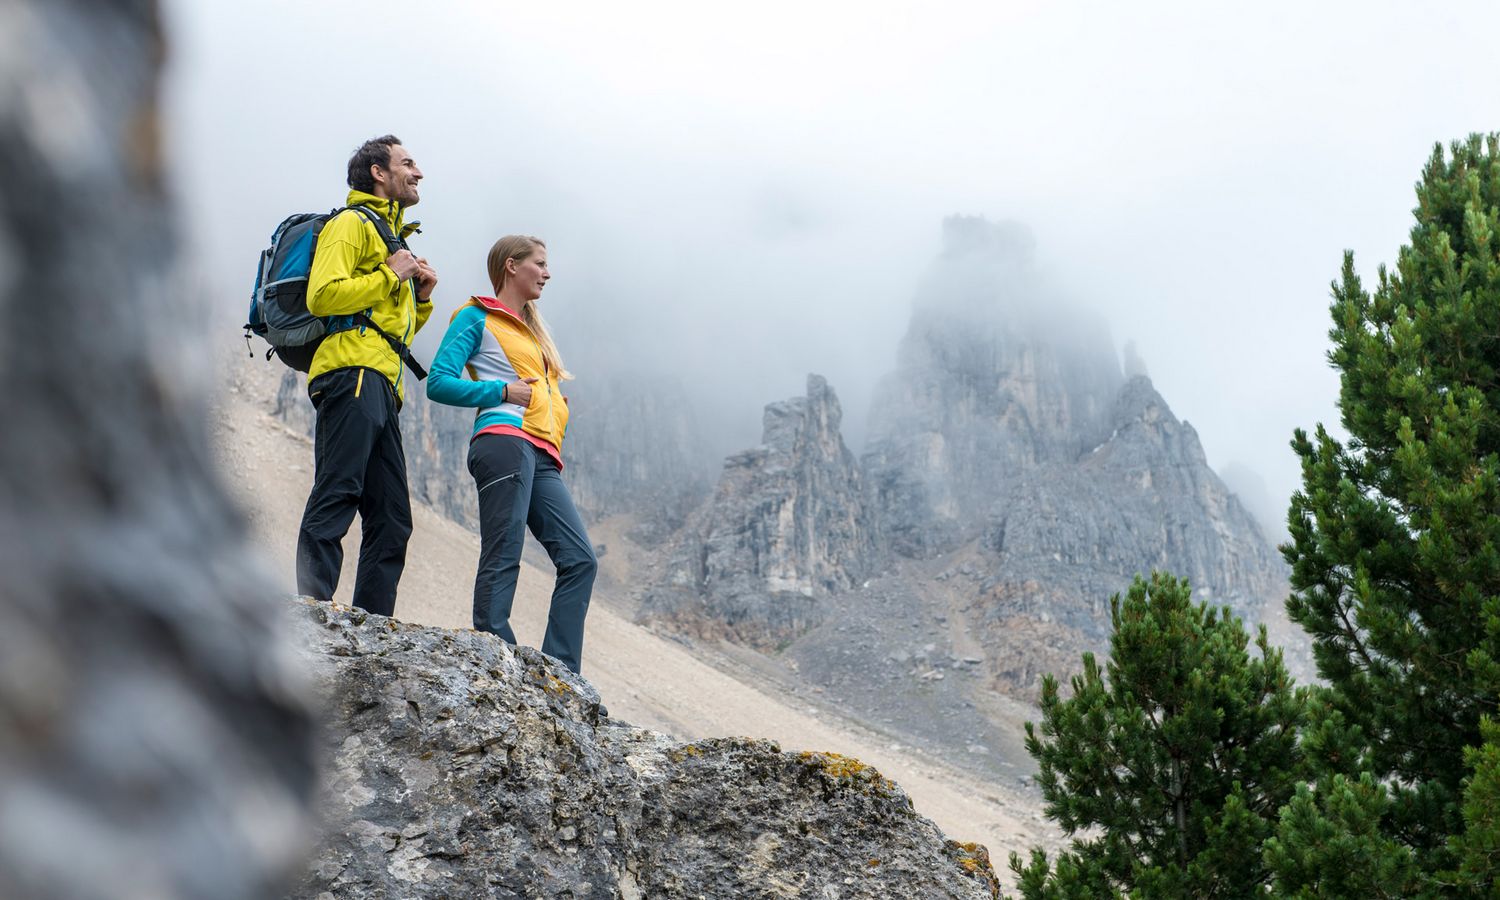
{"left": 307, "top": 190, "right": 432, "bottom": 401}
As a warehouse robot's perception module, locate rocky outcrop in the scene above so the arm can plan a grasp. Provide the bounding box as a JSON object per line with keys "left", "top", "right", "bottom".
{"left": 294, "top": 600, "right": 1000, "bottom": 899}
{"left": 638, "top": 217, "right": 1292, "bottom": 755}
{"left": 641, "top": 376, "right": 879, "bottom": 646}
{"left": 982, "top": 376, "right": 1281, "bottom": 626}
{"left": 847, "top": 217, "right": 1290, "bottom": 692}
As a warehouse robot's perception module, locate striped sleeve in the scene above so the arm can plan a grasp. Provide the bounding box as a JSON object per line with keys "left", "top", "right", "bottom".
{"left": 425, "top": 307, "right": 508, "bottom": 408}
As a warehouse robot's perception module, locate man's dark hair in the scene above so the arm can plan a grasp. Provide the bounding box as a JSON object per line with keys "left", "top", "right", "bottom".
{"left": 347, "top": 135, "right": 403, "bottom": 193}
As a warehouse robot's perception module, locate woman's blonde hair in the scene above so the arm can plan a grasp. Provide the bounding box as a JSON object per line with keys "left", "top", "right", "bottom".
{"left": 486, "top": 235, "right": 571, "bottom": 380}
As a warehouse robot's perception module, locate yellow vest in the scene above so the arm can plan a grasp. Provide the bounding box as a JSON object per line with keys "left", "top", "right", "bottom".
{"left": 463, "top": 297, "right": 571, "bottom": 448}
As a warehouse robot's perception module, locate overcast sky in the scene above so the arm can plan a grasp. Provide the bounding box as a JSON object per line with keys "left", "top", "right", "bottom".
{"left": 162, "top": 0, "right": 1500, "bottom": 536}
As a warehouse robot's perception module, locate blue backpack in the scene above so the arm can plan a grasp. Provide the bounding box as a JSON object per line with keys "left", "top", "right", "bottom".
{"left": 245, "top": 205, "right": 427, "bottom": 378}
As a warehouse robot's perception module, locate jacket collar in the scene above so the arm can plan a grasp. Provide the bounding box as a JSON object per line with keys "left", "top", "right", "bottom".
{"left": 345, "top": 189, "right": 421, "bottom": 238}
{"left": 471, "top": 295, "right": 522, "bottom": 321}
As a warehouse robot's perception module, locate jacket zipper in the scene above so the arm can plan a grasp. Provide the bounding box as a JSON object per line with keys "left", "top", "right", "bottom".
{"left": 350, "top": 201, "right": 412, "bottom": 396}
{"left": 393, "top": 201, "right": 412, "bottom": 396}
{"left": 483, "top": 304, "right": 562, "bottom": 444}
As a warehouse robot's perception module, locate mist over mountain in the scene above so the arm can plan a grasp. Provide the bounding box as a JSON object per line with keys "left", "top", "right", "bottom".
{"left": 633, "top": 215, "right": 1292, "bottom": 772}
{"left": 865, "top": 216, "right": 1125, "bottom": 557}
{"left": 1218, "top": 460, "right": 1289, "bottom": 545}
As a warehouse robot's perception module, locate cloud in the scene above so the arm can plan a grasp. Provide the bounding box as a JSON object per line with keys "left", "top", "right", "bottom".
{"left": 164, "top": 0, "right": 1500, "bottom": 508}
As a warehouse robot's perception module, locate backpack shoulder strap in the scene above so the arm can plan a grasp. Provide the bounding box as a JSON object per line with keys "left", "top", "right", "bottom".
{"left": 346, "top": 203, "right": 417, "bottom": 302}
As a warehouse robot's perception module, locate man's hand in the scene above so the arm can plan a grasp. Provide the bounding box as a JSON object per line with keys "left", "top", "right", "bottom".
{"left": 505, "top": 377, "right": 540, "bottom": 407}
{"left": 415, "top": 256, "right": 438, "bottom": 301}
{"left": 386, "top": 249, "right": 420, "bottom": 280}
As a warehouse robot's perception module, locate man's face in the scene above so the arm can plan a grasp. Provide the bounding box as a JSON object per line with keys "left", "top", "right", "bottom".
{"left": 372, "top": 144, "right": 422, "bottom": 206}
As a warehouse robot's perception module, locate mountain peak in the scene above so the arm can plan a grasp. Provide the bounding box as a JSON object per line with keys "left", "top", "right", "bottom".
{"left": 1111, "top": 374, "right": 1177, "bottom": 432}
{"left": 941, "top": 215, "right": 1036, "bottom": 265}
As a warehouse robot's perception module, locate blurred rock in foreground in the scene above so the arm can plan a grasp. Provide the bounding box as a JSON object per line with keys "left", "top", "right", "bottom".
{"left": 0, "top": 2, "right": 316, "bottom": 899}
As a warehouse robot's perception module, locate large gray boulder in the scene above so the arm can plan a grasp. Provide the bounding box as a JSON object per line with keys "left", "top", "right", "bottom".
{"left": 294, "top": 600, "right": 1000, "bottom": 899}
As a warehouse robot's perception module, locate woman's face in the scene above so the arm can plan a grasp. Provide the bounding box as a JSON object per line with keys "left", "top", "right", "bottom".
{"left": 509, "top": 249, "right": 550, "bottom": 302}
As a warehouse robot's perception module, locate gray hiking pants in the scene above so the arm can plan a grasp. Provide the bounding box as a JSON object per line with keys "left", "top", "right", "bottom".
{"left": 468, "top": 432, "right": 596, "bottom": 674}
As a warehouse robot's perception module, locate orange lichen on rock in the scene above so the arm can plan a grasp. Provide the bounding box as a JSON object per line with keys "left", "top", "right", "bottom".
{"left": 524, "top": 667, "right": 575, "bottom": 697}
{"left": 946, "top": 840, "right": 1000, "bottom": 899}
{"left": 668, "top": 744, "right": 706, "bottom": 763}
{"left": 798, "top": 751, "right": 896, "bottom": 795}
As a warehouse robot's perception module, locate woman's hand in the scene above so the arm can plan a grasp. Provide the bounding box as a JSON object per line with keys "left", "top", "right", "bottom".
{"left": 504, "top": 377, "right": 540, "bottom": 407}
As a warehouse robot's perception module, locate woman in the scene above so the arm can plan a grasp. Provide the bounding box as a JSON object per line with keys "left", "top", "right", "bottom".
{"left": 426, "top": 235, "right": 596, "bottom": 674}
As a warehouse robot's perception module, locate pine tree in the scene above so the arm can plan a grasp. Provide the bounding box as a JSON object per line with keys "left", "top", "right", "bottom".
{"left": 1267, "top": 134, "right": 1500, "bottom": 895}
{"left": 1452, "top": 716, "right": 1500, "bottom": 890}
{"left": 1008, "top": 572, "right": 1305, "bottom": 898}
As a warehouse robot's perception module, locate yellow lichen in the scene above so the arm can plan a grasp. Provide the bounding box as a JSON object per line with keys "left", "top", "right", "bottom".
{"left": 527, "top": 668, "right": 574, "bottom": 696}
{"left": 799, "top": 751, "right": 895, "bottom": 792}
{"left": 668, "top": 744, "right": 705, "bottom": 763}
{"left": 947, "top": 841, "right": 1000, "bottom": 898}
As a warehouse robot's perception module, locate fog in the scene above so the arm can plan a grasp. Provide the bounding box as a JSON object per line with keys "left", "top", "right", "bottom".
{"left": 164, "top": 0, "right": 1500, "bottom": 536}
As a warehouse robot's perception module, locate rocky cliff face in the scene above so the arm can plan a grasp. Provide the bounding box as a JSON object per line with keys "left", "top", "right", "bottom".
{"left": 853, "top": 218, "right": 1286, "bottom": 671}
{"left": 862, "top": 217, "right": 1124, "bottom": 558}
{"left": 972, "top": 374, "right": 1288, "bottom": 690}
{"left": 294, "top": 600, "right": 1000, "bottom": 899}
{"left": 557, "top": 377, "right": 715, "bottom": 543}
{"left": 641, "top": 376, "right": 879, "bottom": 646}
{"left": 982, "top": 376, "right": 1281, "bottom": 627}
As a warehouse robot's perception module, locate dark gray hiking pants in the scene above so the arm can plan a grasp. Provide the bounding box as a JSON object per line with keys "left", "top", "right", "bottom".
{"left": 468, "top": 433, "right": 596, "bottom": 674}
{"left": 296, "top": 367, "right": 412, "bottom": 616}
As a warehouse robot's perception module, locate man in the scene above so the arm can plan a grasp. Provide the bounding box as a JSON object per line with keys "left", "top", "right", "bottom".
{"left": 295, "top": 135, "right": 438, "bottom": 615}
